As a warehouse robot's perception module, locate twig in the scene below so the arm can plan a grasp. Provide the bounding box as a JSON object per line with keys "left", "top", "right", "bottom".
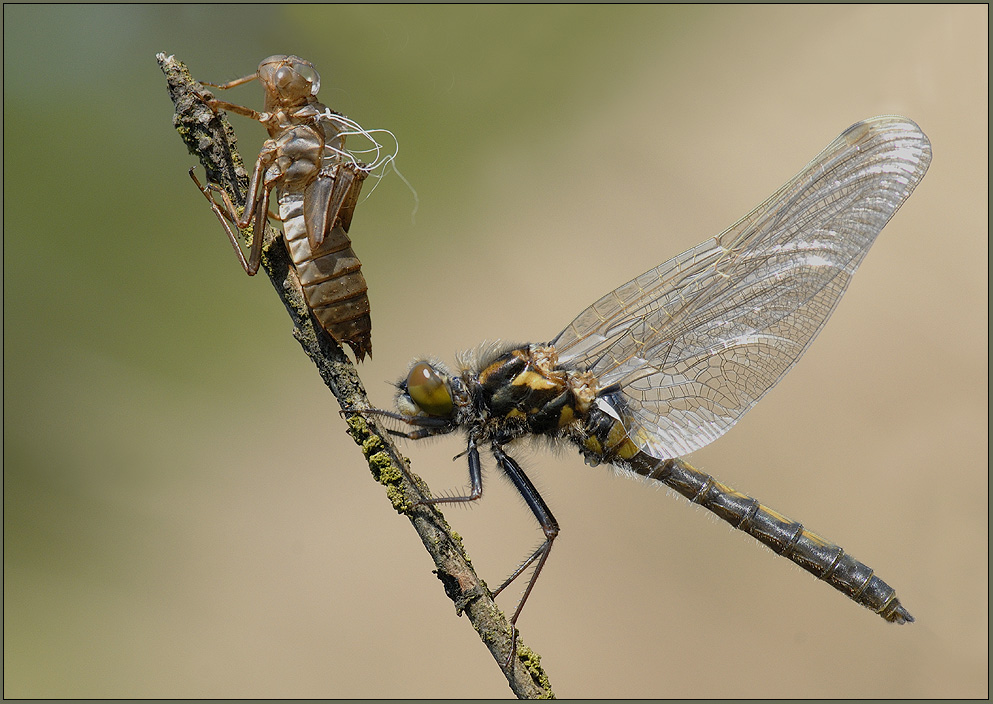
{"left": 156, "top": 53, "right": 555, "bottom": 699}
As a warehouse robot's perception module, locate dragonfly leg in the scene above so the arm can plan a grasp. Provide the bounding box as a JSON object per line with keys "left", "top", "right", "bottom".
{"left": 192, "top": 72, "right": 269, "bottom": 123}
{"left": 415, "top": 437, "right": 483, "bottom": 507}
{"left": 190, "top": 167, "right": 263, "bottom": 275}
{"left": 384, "top": 427, "right": 446, "bottom": 441}
{"left": 340, "top": 407, "right": 457, "bottom": 443}
{"left": 489, "top": 444, "right": 560, "bottom": 665}
{"left": 200, "top": 72, "right": 259, "bottom": 91}
{"left": 201, "top": 96, "right": 266, "bottom": 122}
{"left": 189, "top": 141, "right": 277, "bottom": 275}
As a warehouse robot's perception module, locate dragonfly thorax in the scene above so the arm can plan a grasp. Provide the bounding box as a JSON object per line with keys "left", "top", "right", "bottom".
{"left": 397, "top": 345, "right": 614, "bottom": 450}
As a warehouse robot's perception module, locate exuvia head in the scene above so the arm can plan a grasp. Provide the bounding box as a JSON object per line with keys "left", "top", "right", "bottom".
{"left": 257, "top": 55, "right": 321, "bottom": 102}
{"left": 397, "top": 361, "right": 460, "bottom": 419}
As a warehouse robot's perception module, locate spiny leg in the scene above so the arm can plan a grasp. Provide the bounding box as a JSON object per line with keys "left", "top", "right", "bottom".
{"left": 414, "top": 437, "right": 483, "bottom": 506}
{"left": 490, "top": 445, "right": 560, "bottom": 665}
{"left": 346, "top": 407, "right": 455, "bottom": 439}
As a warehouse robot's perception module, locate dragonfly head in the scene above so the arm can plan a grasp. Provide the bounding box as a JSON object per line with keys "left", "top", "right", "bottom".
{"left": 257, "top": 55, "right": 321, "bottom": 103}
{"left": 397, "top": 361, "right": 459, "bottom": 419}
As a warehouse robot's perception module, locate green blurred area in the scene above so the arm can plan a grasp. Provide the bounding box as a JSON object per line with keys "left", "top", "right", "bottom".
{"left": 3, "top": 4, "right": 988, "bottom": 699}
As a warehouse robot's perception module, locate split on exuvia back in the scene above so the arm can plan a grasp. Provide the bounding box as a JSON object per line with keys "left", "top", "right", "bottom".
{"left": 367, "top": 116, "right": 931, "bottom": 658}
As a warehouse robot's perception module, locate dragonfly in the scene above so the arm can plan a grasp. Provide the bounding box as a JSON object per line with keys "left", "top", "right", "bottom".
{"left": 367, "top": 115, "right": 931, "bottom": 658}
{"left": 190, "top": 55, "right": 391, "bottom": 360}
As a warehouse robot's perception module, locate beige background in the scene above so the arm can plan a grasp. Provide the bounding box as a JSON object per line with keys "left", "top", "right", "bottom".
{"left": 3, "top": 5, "right": 987, "bottom": 698}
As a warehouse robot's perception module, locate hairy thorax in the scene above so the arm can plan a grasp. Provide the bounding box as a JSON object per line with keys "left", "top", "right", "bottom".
{"left": 467, "top": 344, "right": 617, "bottom": 454}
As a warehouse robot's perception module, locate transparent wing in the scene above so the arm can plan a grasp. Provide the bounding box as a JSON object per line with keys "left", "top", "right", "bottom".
{"left": 551, "top": 116, "right": 931, "bottom": 460}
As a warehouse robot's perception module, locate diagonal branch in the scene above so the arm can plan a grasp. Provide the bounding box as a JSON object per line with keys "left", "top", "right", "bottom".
{"left": 156, "top": 53, "right": 554, "bottom": 699}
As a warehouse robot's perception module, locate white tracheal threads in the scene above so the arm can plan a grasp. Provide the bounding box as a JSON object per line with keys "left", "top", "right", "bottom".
{"left": 317, "top": 108, "right": 419, "bottom": 220}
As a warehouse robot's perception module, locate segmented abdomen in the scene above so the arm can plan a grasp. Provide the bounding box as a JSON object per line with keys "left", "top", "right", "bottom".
{"left": 279, "top": 193, "right": 372, "bottom": 360}
{"left": 623, "top": 451, "right": 912, "bottom": 623}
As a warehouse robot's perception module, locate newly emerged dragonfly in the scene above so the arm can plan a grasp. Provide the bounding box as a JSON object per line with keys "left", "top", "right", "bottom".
{"left": 191, "top": 55, "right": 379, "bottom": 360}
{"left": 369, "top": 116, "right": 931, "bottom": 656}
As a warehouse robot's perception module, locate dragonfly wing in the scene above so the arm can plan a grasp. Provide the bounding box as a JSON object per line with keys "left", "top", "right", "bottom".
{"left": 552, "top": 116, "right": 931, "bottom": 460}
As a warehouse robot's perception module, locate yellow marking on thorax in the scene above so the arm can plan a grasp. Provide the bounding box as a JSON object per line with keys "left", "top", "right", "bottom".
{"left": 511, "top": 370, "right": 561, "bottom": 391}
{"left": 477, "top": 350, "right": 528, "bottom": 386}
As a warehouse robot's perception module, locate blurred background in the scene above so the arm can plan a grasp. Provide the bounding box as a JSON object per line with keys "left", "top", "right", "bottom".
{"left": 3, "top": 5, "right": 987, "bottom": 698}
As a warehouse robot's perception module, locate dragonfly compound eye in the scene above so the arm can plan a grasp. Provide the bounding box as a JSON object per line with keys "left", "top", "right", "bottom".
{"left": 271, "top": 65, "right": 314, "bottom": 102}
{"left": 406, "top": 362, "right": 454, "bottom": 417}
{"left": 291, "top": 61, "right": 321, "bottom": 95}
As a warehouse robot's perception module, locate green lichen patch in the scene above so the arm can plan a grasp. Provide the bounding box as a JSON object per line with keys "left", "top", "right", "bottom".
{"left": 448, "top": 529, "right": 470, "bottom": 562}
{"left": 516, "top": 642, "right": 553, "bottom": 696}
{"left": 345, "top": 414, "right": 372, "bottom": 445}
{"left": 375, "top": 456, "right": 402, "bottom": 485}
{"left": 341, "top": 416, "right": 412, "bottom": 512}
{"left": 362, "top": 434, "right": 386, "bottom": 459}
{"left": 385, "top": 484, "right": 410, "bottom": 513}
{"left": 366, "top": 450, "right": 392, "bottom": 482}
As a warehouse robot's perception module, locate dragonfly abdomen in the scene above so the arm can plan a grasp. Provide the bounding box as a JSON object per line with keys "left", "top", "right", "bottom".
{"left": 628, "top": 453, "right": 913, "bottom": 623}
{"left": 280, "top": 194, "right": 372, "bottom": 359}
